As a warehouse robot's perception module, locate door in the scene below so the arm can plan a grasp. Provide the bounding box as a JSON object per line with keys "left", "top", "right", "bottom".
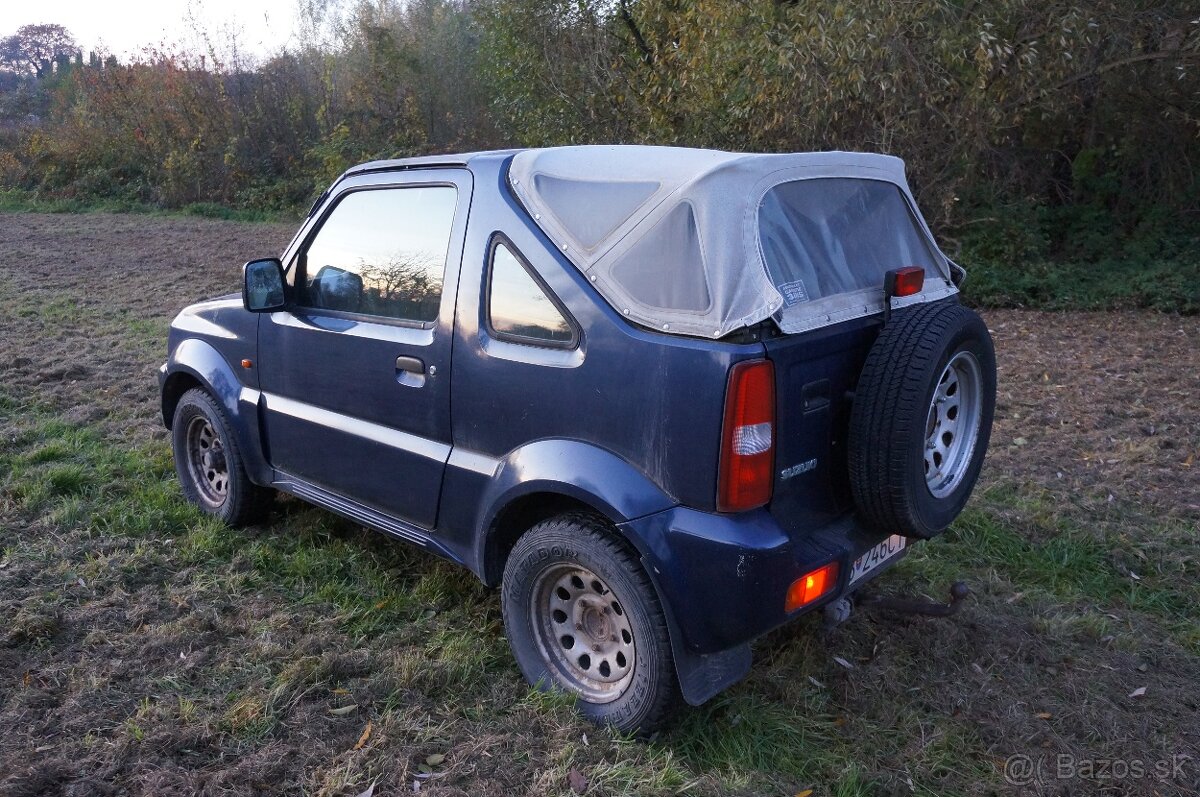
{"left": 258, "top": 169, "right": 470, "bottom": 529}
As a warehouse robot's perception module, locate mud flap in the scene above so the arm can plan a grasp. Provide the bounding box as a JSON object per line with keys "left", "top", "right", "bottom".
{"left": 639, "top": 553, "right": 752, "bottom": 705}
{"left": 673, "top": 640, "right": 752, "bottom": 706}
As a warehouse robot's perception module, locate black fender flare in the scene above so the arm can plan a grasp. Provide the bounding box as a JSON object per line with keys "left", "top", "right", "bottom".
{"left": 160, "top": 338, "right": 272, "bottom": 485}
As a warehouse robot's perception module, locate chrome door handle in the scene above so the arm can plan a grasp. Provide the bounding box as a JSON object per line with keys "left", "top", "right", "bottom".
{"left": 395, "top": 355, "right": 426, "bottom": 388}
{"left": 395, "top": 356, "right": 425, "bottom": 374}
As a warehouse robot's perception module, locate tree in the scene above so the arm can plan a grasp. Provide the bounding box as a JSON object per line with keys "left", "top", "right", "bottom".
{"left": 0, "top": 24, "right": 76, "bottom": 78}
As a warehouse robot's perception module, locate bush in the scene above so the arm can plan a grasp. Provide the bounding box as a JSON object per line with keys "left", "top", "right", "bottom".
{"left": 0, "top": 0, "right": 1197, "bottom": 312}
{"left": 959, "top": 203, "right": 1200, "bottom": 312}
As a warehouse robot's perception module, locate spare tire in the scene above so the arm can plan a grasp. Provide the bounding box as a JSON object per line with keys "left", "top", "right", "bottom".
{"left": 848, "top": 301, "right": 996, "bottom": 539}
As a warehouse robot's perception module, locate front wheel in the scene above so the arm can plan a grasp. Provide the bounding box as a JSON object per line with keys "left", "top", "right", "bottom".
{"left": 171, "top": 388, "right": 272, "bottom": 527}
{"left": 501, "top": 514, "right": 678, "bottom": 735}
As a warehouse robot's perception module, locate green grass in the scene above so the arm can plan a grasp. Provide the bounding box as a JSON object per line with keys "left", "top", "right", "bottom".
{"left": 0, "top": 187, "right": 300, "bottom": 224}
{"left": 0, "top": 392, "right": 981, "bottom": 793}
{"left": 893, "top": 488, "right": 1200, "bottom": 654}
{"left": 19, "top": 301, "right": 172, "bottom": 348}
{"left": 12, "top": 295, "right": 82, "bottom": 325}
{"left": 2, "top": 386, "right": 1195, "bottom": 795}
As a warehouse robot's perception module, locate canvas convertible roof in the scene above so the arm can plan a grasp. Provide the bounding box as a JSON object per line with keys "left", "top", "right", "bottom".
{"left": 507, "top": 145, "right": 957, "bottom": 339}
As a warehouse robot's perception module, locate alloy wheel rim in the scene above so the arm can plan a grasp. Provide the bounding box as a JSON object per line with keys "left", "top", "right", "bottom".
{"left": 186, "top": 415, "right": 229, "bottom": 507}
{"left": 924, "top": 350, "right": 983, "bottom": 499}
{"left": 530, "top": 564, "right": 635, "bottom": 703}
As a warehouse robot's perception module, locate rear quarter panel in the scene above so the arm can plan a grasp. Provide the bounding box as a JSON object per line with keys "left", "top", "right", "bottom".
{"left": 437, "top": 156, "right": 763, "bottom": 558}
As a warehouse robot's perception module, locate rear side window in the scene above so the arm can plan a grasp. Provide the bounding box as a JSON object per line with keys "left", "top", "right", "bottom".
{"left": 758, "top": 179, "right": 941, "bottom": 306}
{"left": 301, "top": 186, "right": 457, "bottom": 322}
{"left": 610, "top": 201, "right": 711, "bottom": 312}
{"left": 488, "top": 241, "right": 575, "bottom": 346}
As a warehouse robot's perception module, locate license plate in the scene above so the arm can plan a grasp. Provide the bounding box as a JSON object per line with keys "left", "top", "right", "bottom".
{"left": 849, "top": 534, "right": 907, "bottom": 586}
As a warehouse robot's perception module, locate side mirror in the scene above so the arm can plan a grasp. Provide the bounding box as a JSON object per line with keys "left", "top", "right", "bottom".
{"left": 243, "top": 258, "right": 286, "bottom": 312}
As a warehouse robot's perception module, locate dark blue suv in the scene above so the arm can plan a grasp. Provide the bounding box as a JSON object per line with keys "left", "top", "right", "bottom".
{"left": 159, "top": 146, "right": 996, "bottom": 733}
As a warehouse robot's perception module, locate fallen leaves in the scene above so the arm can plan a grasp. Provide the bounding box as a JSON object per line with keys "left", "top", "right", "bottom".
{"left": 567, "top": 768, "right": 588, "bottom": 794}
{"left": 832, "top": 656, "right": 855, "bottom": 670}
{"left": 329, "top": 704, "right": 358, "bottom": 716}
{"left": 1128, "top": 686, "right": 1147, "bottom": 698}
{"left": 984, "top": 311, "right": 1198, "bottom": 522}
{"left": 415, "top": 752, "right": 446, "bottom": 779}
{"left": 355, "top": 721, "right": 372, "bottom": 751}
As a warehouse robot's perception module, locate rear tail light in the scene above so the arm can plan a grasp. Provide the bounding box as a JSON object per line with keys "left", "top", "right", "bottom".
{"left": 717, "top": 359, "right": 775, "bottom": 512}
{"left": 785, "top": 562, "right": 839, "bottom": 612}
{"left": 885, "top": 266, "right": 925, "bottom": 298}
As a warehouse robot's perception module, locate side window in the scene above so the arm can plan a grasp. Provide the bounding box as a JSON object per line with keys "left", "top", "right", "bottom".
{"left": 487, "top": 241, "right": 575, "bottom": 346}
{"left": 300, "top": 186, "right": 457, "bottom": 322}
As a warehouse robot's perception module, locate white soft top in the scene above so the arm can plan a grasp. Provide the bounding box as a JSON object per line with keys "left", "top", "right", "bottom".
{"left": 508, "top": 145, "right": 955, "bottom": 338}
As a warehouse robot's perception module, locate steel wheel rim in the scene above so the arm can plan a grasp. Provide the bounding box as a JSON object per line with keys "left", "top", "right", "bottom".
{"left": 185, "top": 415, "right": 229, "bottom": 508}
{"left": 924, "top": 350, "right": 983, "bottom": 499}
{"left": 530, "top": 564, "right": 635, "bottom": 703}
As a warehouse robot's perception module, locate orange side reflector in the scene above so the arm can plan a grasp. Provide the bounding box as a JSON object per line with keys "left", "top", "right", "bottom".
{"left": 785, "top": 562, "right": 839, "bottom": 613}
{"left": 241, "top": 359, "right": 253, "bottom": 369}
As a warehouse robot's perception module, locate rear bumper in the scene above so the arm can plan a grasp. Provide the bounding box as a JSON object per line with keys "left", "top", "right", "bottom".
{"left": 620, "top": 506, "right": 907, "bottom": 702}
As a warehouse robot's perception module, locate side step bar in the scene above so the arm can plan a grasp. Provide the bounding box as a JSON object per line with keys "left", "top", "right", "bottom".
{"left": 272, "top": 472, "right": 465, "bottom": 566}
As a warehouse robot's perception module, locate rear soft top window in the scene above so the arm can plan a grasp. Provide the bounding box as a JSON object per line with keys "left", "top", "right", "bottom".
{"left": 508, "top": 147, "right": 957, "bottom": 338}
{"left": 758, "top": 178, "right": 941, "bottom": 306}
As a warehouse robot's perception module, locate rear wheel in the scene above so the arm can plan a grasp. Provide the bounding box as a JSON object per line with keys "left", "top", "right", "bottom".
{"left": 501, "top": 514, "right": 678, "bottom": 734}
{"left": 848, "top": 302, "right": 996, "bottom": 539}
{"left": 172, "top": 388, "right": 272, "bottom": 527}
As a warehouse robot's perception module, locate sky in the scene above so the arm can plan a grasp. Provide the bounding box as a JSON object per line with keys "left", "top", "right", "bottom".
{"left": 0, "top": 0, "right": 303, "bottom": 62}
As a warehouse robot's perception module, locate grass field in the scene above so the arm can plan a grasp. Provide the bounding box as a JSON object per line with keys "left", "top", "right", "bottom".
{"left": 1, "top": 212, "right": 1197, "bottom": 796}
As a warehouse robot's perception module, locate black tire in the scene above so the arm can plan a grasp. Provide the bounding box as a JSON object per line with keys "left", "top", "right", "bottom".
{"left": 501, "top": 513, "right": 679, "bottom": 735}
{"left": 171, "top": 388, "right": 273, "bottom": 527}
{"left": 848, "top": 302, "right": 996, "bottom": 539}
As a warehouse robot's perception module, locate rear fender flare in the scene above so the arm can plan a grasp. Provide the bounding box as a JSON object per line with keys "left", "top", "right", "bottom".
{"left": 473, "top": 439, "right": 676, "bottom": 576}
